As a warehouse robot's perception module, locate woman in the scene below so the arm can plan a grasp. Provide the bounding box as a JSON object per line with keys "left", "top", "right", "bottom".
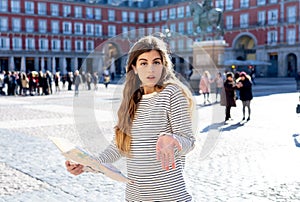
{"left": 214, "top": 72, "right": 223, "bottom": 102}
{"left": 65, "top": 36, "right": 196, "bottom": 201}
{"left": 237, "top": 72, "right": 253, "bottom": 121}
{"left": 199, "top": 70, "right": 212, "bottom": 104}
{"left": 224, "top": 72, "right": 238, "bottom": 121}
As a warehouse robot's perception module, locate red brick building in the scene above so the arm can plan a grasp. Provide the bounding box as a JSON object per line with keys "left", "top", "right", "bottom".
{"left": 0, "top": 0, "right": 299, "bottom": 77}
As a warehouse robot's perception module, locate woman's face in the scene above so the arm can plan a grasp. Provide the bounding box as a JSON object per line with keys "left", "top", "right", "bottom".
{"left": 132, "top": 50, "right": 164, "bottom": 94}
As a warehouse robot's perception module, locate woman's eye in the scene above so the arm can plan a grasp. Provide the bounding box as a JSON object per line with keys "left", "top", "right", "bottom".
{"left": 140, "top": 62, "right": 147, "bottom": 66}
{"left": 154, "top": 61, "right": 161, "bottom": 65}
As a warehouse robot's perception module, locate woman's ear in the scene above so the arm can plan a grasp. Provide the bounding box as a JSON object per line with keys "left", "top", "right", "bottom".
{"left": 132, "top": 65, "right": 138, "bottom": 75}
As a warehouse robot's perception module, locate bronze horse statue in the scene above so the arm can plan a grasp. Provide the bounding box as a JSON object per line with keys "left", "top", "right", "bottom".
{"left": 190, "top": 1, "right": 224, "bottom": 39}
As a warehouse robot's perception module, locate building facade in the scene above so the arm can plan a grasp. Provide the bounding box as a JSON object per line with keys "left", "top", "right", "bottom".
{"left": 0, "top": 0, "right": 299, "bottom": 77}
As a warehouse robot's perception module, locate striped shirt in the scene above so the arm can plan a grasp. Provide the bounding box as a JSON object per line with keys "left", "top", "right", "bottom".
{"left": 97, "top": 84, "right": 195, "bottom": 201}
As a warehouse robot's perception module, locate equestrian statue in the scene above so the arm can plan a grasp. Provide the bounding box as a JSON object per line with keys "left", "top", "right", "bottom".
{"left": 190, "top": 0, "right": 224, "bottom": 40}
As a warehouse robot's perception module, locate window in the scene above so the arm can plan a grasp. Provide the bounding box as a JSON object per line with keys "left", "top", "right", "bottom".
{"left": 268, "top": 9, "right": 278, "bottom": 25}
{"left": 287, "top": 6, "right": 296, "bottom": 23}
{"left": 63, "top": 5, "right": 71, "bottom": 17}
{"left": 38, "top": 3, "right": 46, "bottom": 15}
{"left": 129, "top": 12, "right": 135, "bottom": 23}
{"left": 13, "top": 37, "right": 22, "bottom": 50}
{"left": 122, "top": 11, "right": 128, "bottom": 22}
{"left": 12, "top": 18, "right": 20, "bottom": 32}
{"left": 51, "top": 4, "right": 59, "bottom": 16}
{"left": 138, "top": 13, "right": 144, "bottom": 23}
{"left": 257, "top": 11, "right": 265, "bottom": 25}
{"left": 226, "top": 16, "right": 233, "bottom": 29}
{"left": 26, "top": 38, "right": 35, "bottom": 50}
{"left": 257, "top": 0, "right": 265, "bottom": 6}
{"left": 52, "top": 39, "right": 60, "bottom": 51}
{"left": 240, "top": 0, "right": 249, "bottom": 8}
{"left": 216, "top": 0, "right": 224, "bottom": 10}
{"left": 138, "top": 28, "right": 145, "bottom": 37}
{"left": 178, "top": 39, "right": 184, "bottom": 50}
{"left": 129, "top": 26, "right": 135, "bottom": 38}
{"left": 169, "top": 8, "right": 176, "bottom": 19}
{"left": 95, "top": 24, "right": 102, "bottom": 36}
{"left": 75, "top": 6, "right": 82, "bottom": 18}
{"left": 161, "top": 10, "right": 167, "bottom": 21}
{"left": 178, "top": 22, "right": 184, "bottom": 34}
{"left": 268, "top": 31, "right": 277, "bottom": 45}
{"left": 147, "top": 12, "right": 153, "bottom": 23}
{"left": 74, "top": 23, "right": 83, "bottom": 35}
{"left": 177, "top": 7, "right": 184, "bottom": 18}
{"left": 11, "top": 0, "right": 20, "bottom": 13}
{"left": 0, "top": 0, "right": 8, "bottom": 12}
{"left": 86, "top": 40, "right": 94, "bottom": 52}
{"left": 86, "top": 23, "right": 94, "bottom": 36}
{"left": 51, "top": 21, "right": 59, "bottom": 34}
{"left": 64, "top": 40, "right": 71, "bottom": 52}
{"left": 240, "top": 13, "right": 248, "bottom": 28}
{"left": 186, "top": 5, "right": 191, "bottom": 17}
{"left": 187, "top": 21, "right": 193, "bottom": 34}
{"left": 86, "top": 7, "right": 93, "bottom": 19}
{"left": 155, "top": 11, "right": 160, "bottom": 22}
{"left": 75, "top": 40, "right": 83, "bottom": 52}
{"left": 226, "top": 0, "right": 233, "bottom": 10}
{"left": 170, "top": 23, "right": 176, "bottom": 33}
{"left": 147, "top": 27, "right": 153, "bottom": 35}
{"left": 108, "top": 25, "right": 116, "bottom": 37}
{"left": 39, "top": 20, "right": 47, "bottom": 33}
{"left": 95, "top": 8, "right": 101, "bottom": 20}
{"left": 108, "top": 10, "right": 115, "bottom": 21}
{"left": 26, "top": 19, "right": 34, "bottom": 32}
{"left": 25, "top": 1, "right": 34, "bottom": 14}
{"left": 0, "top": 37, "right": 9, "bottom": 50}
{"left": 39, "top": 38, "right": 48, "bottom": 51}
{"left": 63, "top": 22, "right": 72, "bottom": 34}
{"left": 287, "top": 29, "right": 296, "bottom": 45}
{"left": 269, "top": 0, "right": 277, "bottom": 3}
{"left": 122, "top": 26, "right": 128, "bottom": 37}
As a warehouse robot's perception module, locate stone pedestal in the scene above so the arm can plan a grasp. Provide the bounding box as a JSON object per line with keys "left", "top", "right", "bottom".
{"left": 189, "top": 40, "right": 227, "bottom": 94}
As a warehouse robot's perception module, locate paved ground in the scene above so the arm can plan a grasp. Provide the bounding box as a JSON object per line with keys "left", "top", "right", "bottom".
{"left": 0, "top": 78, "right": 300, "bottom": 202}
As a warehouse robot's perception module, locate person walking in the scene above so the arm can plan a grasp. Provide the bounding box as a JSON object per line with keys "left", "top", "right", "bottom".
{"left": 65, "top": 35, "right": 196, "bottom": 201}
{"left": 199, "top": 70, "right": 213, "bottom": 104}
{"left": 73, "top": 70, "right": 82, "bottom": 96}
{"left": 237, "top": 72, "right": 253, "bottom": 121}
{"left": 224, "top": 72, "right": 239, "bottom": 122}
{"left": 214, "top": 72, "right": 224, "bottom": 102}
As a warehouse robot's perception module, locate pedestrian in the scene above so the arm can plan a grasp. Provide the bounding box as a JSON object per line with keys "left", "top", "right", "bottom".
{"left": 199, "top": 70, "right": 213, "bottom": 104}
{"left": 224, "top": 72, "right": 238, "bottom": 122}
{"left": 20, "top": 72, "right": 29, "bottom": 96}
{"left": 65, "top": 35, "right": 196, "bottom": 201}
{"left": 54, "top": 72, "right": 60, "bottom": 93}
{"left": 103, "top": 72, "right": 110, "bottom": 89}
{"left": 236, "top": 72, "right": 253, "bottom": 121}
{"left": 67, "top": 72, "right": 73, "bottom": 91}
{"left": 86, "top": 72, "right": 92, "bottom": 90}
{"left": 214, "top": 72, "right": 224, "bottom": 102}
{"left": 73, "top": 70, "right": 82, "bottom": 96}
{"left": 93, "top": 72, "right": 98, "bottom": 90}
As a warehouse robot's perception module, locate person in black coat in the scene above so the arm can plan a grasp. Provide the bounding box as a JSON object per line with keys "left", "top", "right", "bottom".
{"left": 237, "top": 72, "right": 253, "bottom": 121}
{"left": 224, "top": 72, "right": 239, "bottom": 121}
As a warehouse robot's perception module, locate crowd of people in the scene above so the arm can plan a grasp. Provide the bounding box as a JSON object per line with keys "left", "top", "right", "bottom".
{"left": 198, "top": 70, "right": 253, "bottom": 122}
{"left": 0, "top": 70, "right": 111, "bottom": 97}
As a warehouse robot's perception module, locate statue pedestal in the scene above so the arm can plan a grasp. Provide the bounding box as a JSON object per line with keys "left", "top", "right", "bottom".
{"left": 189, "top": 40, "right": 227, "bottom": 94}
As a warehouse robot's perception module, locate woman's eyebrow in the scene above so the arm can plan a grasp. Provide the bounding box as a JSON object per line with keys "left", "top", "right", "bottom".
{"left": 153, "top": 58, "right": 162, "bottom": 61}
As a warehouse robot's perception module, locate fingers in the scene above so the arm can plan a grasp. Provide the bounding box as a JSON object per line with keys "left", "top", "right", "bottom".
{"left": 65, "top": 160, "right": 84, "bottom": 176}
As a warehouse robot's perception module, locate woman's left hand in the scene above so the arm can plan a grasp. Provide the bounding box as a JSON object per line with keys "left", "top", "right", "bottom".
{"left": 156, "top": 135, "right": 182, "bottom": 170}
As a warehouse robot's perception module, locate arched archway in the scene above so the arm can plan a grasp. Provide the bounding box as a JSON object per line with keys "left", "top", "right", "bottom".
{"left": 102, "top": 42, "right": 122, "bottom": 80}
{"left": 233, "top": 34, "right": 256, "bottom": 60}
{"left": 286, "top": 53, "right": 297, "bottom": 77}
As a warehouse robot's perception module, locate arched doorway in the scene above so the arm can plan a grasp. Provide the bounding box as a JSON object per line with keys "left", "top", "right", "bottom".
{"left": 102, "top": 42, "right": 121, "bottom": 80}
{"left": 234, "top": 35, "right": 256, "bottom": 60}
{"left": 286, "top": 53, "right": 297, "bottom": 77}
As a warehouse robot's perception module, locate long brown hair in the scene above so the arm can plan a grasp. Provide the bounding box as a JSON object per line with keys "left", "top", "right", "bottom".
{"left": 115, "top": 35, "right": 194, "bottom": 155}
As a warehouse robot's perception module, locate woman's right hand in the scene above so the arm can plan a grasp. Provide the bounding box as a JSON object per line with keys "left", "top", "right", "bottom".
{"left": 65, "top": 160, "right": 84, "bottom": 176}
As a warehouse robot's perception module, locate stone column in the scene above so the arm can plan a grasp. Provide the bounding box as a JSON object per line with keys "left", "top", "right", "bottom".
{"left": 34, "top": 57, "right": 39, "bottom": 72}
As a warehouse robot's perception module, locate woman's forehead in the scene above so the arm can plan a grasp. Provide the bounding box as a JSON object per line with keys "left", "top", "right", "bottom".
{"left": 137, "top": 50, "right": 162, "bottom": 60}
